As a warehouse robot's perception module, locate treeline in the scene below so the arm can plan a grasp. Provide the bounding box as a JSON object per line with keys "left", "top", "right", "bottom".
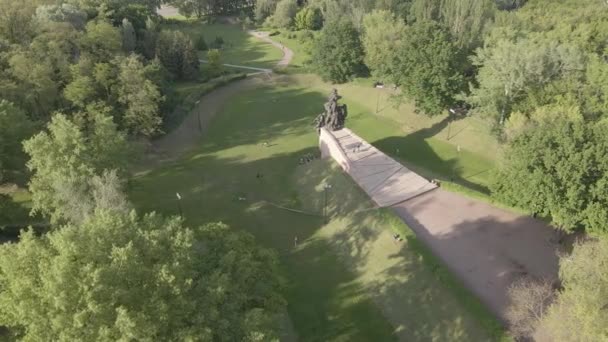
{"left": 169, "top": 0, "right": 257, "bottom": 18}
{"left": 0, "top": 0, "right": 284, "bottom": 339}
{"left": 0, "top": 0, "right": 205, "bottom": 183}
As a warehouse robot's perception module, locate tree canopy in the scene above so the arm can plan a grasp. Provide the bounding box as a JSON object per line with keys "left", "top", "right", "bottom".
{"left": 23, "top": 111, "right": 131, "bottom": 224}
{"left": 311, "top": 20, "right": 365, "bottom": 83}
{"left": 0, "top": 211, "right": 284, "bottom": 341}
{"left": 493, "top": 119, "right": 608, "bottom": 234}
{"left": 392, "top": 20, "right": 467, "bottom": 115}
{"left": 534, "top": 238, "right": 608, "bottom": 340}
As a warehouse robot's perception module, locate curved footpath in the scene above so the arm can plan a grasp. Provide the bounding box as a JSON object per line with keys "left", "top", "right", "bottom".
{"left": 150, "top": 16, "right": 560, "bottom": 332}
{"left": 152, "top": 29, "right": 294, "bottom": 159}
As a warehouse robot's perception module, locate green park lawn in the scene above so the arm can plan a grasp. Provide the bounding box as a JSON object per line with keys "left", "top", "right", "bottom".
{"left": 162, "top": 20, "right": 282, "bottom": 69}
{"left": 130, "top": 84, "right": 504, "bottom": 340}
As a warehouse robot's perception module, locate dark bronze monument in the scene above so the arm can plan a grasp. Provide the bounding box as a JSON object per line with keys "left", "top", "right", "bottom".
{"left": 314, "top": 89, "right": 348, "bottom": 131}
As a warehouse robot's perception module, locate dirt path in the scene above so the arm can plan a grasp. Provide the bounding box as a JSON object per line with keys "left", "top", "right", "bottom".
{"left": 149, "top": 22, "right": 294, "bottom": 161}
{"left": 151, "top": 78, "right": 262, "bottom": 161}
{"left": 249, "top": 31, "right": 294, "bottom": 68}
{"left": 391, "top": 189, "right": 560, "bottom": 323}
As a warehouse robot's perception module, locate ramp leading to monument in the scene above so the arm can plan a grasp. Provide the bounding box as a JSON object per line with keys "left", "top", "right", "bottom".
{"left": 319, "top": 128, "right": 438, "bottom": 207}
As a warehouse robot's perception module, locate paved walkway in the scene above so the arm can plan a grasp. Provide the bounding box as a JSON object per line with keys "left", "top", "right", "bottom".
{"left": 392, "top": 188, "right": 560, "bottom": 322}
{"left": 200, "top": 60, "right": 272, "bottom": 73}
{"left": 320, "top": 130, "right": 560, "bottom": 323}
{"left": 321, "top": 128, "right": 438, "bottom": 207}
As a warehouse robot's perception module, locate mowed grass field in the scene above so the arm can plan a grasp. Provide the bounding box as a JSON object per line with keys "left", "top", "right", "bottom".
{"left": 130, "top": 84, "right": 502, "bottom": 340}
{"left": 162, "top": 20, "right": 283, "bottom": 69}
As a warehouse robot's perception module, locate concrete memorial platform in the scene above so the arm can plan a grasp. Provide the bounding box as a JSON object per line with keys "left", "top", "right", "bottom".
{"left": 319, "top": 127, "right": 438, "bottom": 207}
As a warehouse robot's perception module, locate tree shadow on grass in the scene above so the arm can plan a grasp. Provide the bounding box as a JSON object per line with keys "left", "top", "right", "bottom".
{"left": 290, "top": 160, "right": 501, "bottom": 341}
{"left": 131, "top": 146, "right": 397, "bottom": 340}
{"left": 364, "top": 116, "right": 493, "bottom": 195}
{"left": 391, "top": 193, "right": 562, "bottom": 332}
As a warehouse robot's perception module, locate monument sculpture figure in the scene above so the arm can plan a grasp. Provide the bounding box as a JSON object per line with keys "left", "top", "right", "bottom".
{"left": 314, "top": 89, "right": 348, "bottom": 131}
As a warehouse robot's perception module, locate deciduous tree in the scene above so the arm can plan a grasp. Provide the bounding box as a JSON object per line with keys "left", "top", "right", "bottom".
{"left": 311, "top": 20, "right": 365, "bottom": 83}
{"left": 23, "top": 111, "right": 130, "bottom": 224}
{"left": 392, "top": 20, "right": 466, "bottom": 115}
{"left": 121, "top": 18, "right": 137, "bottom": 53}
{"left": 156, "top": 30, "right": 200, "bottom": 80}
{"left": 294, "top": 6, "right": 323, "bottom": 30}
{"left": 493, "top": 119, "right": 608, "bottom": 234}
{"left": 0, "top": 101, "right": 35, "bottom": 182}
{"left": 272, "top": 0, "right": 298, "bottom": 28}
{"left": 0, "top": 211, "right": 284, "bottom": 341}
{"left": 117, "top": 55, "right": 163, "bottom": 136}
{"left": 362, "top": 10, "right": 406, "bottom": 79}
{"left": 534, "top": 238, "right": 608, "bottom": 341}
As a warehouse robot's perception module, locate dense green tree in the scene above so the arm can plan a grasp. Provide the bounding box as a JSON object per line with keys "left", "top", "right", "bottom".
{"left": 0, "top": 0, "right": 37, "bottom": 44}
{"left": 581, "top": 55, "right": 608, "bottom": 119}
{"left": 35, "top": 3, "right": 88, "bottom": 30}
{"left": 0, "top": 210, "right": 284, "bottom": 341}
{"left": 138, "top": 17, "right": 159, "bottom": 60}
{"left": 0, "top": 101, "right": 35, "bottom": 182}
{"left": 80, "top": 20, "right": 123, "bottom": 62}
{"left": 272, "top": 0, "right": 298, "bottom": 28}
{"left": 493, "top": 119, "right": 608, "bottom": 234}
{"left": 294, "top": 6, "right": 323, "bottom": 30}
{"left": 156, "top": 30, "right": 199, "bottom": 80}
{"left": 468, "top": 38, "right": 586, "bottom": 124}
{"left": 7, "top": 50, "right": 59, "bottom": 119}
{"left": 121, "top": 18, "right": 137, "bottom": 53}
{"left": 311, "top": 20, "right": 365, "bottom": 83}
{"left": 29, "top": 22, "right": 82, "bottom": 85}
{"left": 117, "top": 55, "right": 163, "bottom": 136}
{"left": 409, "top": 0, "right": 495, "bottom": 51}
{"left": 63, "top": 74, "right": 97, "bottom": 109}
{"left": 391, "top": 20, "right": 466, "bottom": 115}
{"left": 255, "top": 0, "right": 280, "bottom": 22}
{"left": 534, "top": 238, "right": 608, "bottom": 340}
{"left": 362, "top": 10, "right": 406, "bottom": 79}
{"left": 23, "top": 111, "right": 130, "bottom": 224}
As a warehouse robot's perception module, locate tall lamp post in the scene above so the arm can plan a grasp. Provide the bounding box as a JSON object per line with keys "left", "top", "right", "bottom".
{"left": 176, "top": 192, "right": 183, "bottom": 219}
{"left": 323, "top": 184, "right": 332, "bottom": 223}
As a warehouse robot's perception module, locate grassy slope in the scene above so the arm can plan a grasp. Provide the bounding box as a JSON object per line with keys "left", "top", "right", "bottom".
{"left": 295, "top": 160, "right": 502, "bottom": 341}
{"left": 131, "top": 84, "right": 503, "bottom": 340}
{"left": 131, "top": 85, "right": 395, "bottom": 340}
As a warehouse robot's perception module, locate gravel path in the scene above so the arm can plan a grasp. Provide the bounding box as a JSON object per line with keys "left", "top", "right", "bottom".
{"left": 248, "top": 31, "right": 294, "bottom": 68}
{"left": 392, "top": 189, "right": 560, "bottom": 323}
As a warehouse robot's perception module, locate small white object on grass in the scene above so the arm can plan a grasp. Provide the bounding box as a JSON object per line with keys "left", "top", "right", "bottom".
{"left": 176, "top": 192, "right": 182, "bottom": 200}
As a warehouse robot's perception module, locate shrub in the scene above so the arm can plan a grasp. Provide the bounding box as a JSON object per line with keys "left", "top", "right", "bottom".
{"left": 297, "top": 30, "right": 314, "bottom": 43}
{"left": 196, "top": 35, "right": 207, "bottom": 51}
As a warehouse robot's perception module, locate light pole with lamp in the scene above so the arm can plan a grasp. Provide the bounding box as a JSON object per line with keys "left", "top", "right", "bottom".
{"left": 176, "top": 192, "right": 183, "bottom": 219}
{"left": 323, "top": 184, "right": 332, "bottom": 223}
